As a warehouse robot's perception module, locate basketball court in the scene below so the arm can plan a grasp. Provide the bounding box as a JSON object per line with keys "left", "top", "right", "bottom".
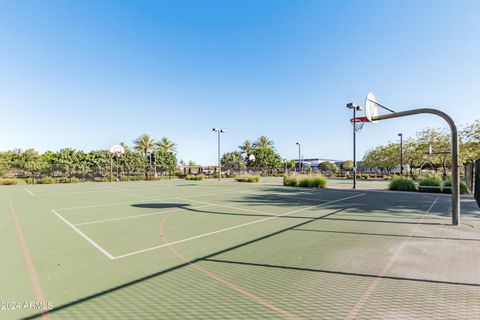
{"left": 2, "top": 178, "right": 480, "bottom": 319}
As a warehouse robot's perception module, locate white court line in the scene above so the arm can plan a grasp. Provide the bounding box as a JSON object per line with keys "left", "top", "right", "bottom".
{"left": 31, "top": 189, "right": 112, "bottom": 197}
{"left": 112, "top": 193, "right": 366, "bottom": 260}
{"left": 51, "top": 210, "right": 115, "bottom": 260}
{"left": 74, "top": 204, "right": 215, "bottom": 226}
{"left": 55, "top": 188, "right": 258, "bottom": 212}
{"left": 24, "top": 188, "right": 34, "bottom": 196}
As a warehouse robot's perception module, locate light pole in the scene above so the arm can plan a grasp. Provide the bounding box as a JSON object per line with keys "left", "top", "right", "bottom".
{"left": 398, "top": 133, "right": 403, "bottom": 176}
{"left": 212, "top": 128, "right": 225, "bottom": 181}
{"left": 296, "top": 142, "right": 301, "bottom": 173}
{"left": 153, "top": 145, "right": 157, "bottom": 177}
{"left": 346, "top": 102, "right": 362, "bottom": 189}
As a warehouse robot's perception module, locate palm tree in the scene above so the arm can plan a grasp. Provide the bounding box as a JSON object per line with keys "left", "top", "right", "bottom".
{"left": 133, "top": 134, "right": 154, "bottom": 156}
{"left": 254, "top": 136, "right": 274, "bottom": 149}
{"left": 156, "top": 137, "right": 176, "bottom": 153}
{"left": 239, "top": 140, "right": 255, "bottom": 156}
{"left": 120, "top": 142, "right": 129, "bottom": 151}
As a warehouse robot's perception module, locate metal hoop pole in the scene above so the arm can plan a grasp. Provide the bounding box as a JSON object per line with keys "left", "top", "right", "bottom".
{"left": 372, "top": 108, "right": 460, "bottom": 225}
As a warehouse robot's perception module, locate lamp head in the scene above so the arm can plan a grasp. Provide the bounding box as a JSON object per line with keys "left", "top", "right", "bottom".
{"left": 346, "top": 102, "right": 362, "bottom": 111}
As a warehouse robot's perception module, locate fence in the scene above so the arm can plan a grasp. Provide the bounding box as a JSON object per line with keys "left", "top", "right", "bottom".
{"left": 475, "top": 159, "right": 480, "bottom": 208}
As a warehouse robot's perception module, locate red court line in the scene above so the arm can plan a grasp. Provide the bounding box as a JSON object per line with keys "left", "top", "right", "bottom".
{"left": 159, "top": 212, "right": 300, "bottom": 320}
{"left": 344, "top": 197, "right": 439, "bottom": 320}
{"left": 7, "top": 192, "right": 52, "bottom": 320}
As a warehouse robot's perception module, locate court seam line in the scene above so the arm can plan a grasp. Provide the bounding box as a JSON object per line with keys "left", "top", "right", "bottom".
{"left": 7, "top": 192, "right": 51, "bottom": 319}
{"left": 74, "top": 204, "right": 216, "bottom": 226}
{"left": 53, "top": 188, "right": 258, "bottom": 211}
{"left": 344, "top": 197, "right": 439, "bottom": 320}
{"left": 24, "top": 188, "right": 35, "bottom": 196}
{"left": 51, "top": 209, "right": 115, "bottom": 260}
{"left": 112, "top": 193, "right": 366, "bottom": 260}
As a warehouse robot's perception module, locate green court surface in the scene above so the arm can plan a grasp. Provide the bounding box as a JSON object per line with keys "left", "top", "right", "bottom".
{"left": 1, "top": 178, "right": 480, "bottom": 319}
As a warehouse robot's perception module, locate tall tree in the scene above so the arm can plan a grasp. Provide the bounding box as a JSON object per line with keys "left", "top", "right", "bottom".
{"left": 155, "top": 151, "right": 177, "bottom": 176}
{"left": 221, "top": 151, "right": 245, "bottom": 171}
{"left": 133, "top": 134, "right": 155, "bottom": 178}
{"left": 156, "top": 137, "right": 176, "bottom": 153}
{"left": 252, "top": 147, "right": 283, "bottom": 173}
{"left": 133, "top": 134, "right": 155, "bottom": 156}
{"left": 239, "top": 140, "right": 255, "bottom": 156}
{"left": 254, "top": 136, "right": 274, "bottom": 149}
{"left": 461, "top": 120, "right": 480, "bottom": 162}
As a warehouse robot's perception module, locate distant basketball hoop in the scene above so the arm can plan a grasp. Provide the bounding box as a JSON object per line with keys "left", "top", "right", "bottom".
{"left": 109, "top": 145, "right": 125, "bottom": 156}
{"left": 109, "top": 145, "right": 125, "bottom": 182}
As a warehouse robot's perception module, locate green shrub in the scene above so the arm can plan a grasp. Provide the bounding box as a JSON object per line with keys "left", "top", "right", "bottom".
{"left": 297, "top": 177, "right": 311, "bottom": 187}
{"left": 283, "top": 176, "right": 297, "bottom": 187}
{"left": 37, "top": 176, "right": 55, "bottom": 184}
{"left": 418, "top": 177, "right": 442, "bottom": 193}
{"left": 442, "top": 180, "right": 469, "bottom": 194}
{"left": 310, "top": 175, "right": 328, "bottom": 188}
{"left": 212, "top": 173, "right": 226, "bottom": 179}
{"left": 56, "top": 177, "right": 71, "bottom": 183}
{"left": 70, "top": 177, "right": 82, "bottom": 183}
{"left": 234, "top": 174, "right": 260, "bottom": 183}
{"left": 295, "top": 175, "right": 327, "bottom": 188}
{"left": 129, "top": 176, "right": 145, "bottom": 181}
{"left": 0, "top": 178, "right": 19, "bottom": 185}
{"left": 388, "top": 177, "right": 416, "bottom": 192}
{"left": 186, "top": 174, "right": 205, "bottom": 181}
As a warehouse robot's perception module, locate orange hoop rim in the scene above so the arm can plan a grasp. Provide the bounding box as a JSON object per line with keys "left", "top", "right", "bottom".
{"left": 350, "top": 116, "right": 370, "bottom": 123}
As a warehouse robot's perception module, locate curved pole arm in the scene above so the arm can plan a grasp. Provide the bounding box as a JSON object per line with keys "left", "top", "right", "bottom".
{"left": 372, "top": 108, "right": 460, "bottom": 226}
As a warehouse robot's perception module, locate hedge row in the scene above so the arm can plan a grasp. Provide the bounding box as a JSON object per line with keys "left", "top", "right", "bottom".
{"left": 283, "top": 175, "right": 327, "bottom": 189}
{"left": 234, "top": 175, "right": 260, "bottom": 183}
{"left": 388, "top": 177, "right": 469, "bottom": 194}
{"left": 186, "top": 174, "right": 205, "bottom": 181}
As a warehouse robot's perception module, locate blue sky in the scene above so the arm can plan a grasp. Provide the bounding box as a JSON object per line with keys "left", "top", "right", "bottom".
{"left": 1, "top": 0, "right": 479, "bottom": 164}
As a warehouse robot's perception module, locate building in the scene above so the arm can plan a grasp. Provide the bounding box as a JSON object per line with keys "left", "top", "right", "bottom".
{"left": 294, "top": 158, "right": 343, "bottom": 172}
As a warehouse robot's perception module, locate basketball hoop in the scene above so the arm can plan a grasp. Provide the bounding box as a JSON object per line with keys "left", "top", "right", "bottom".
{"left": 350, "top": 116, "right": 369, "bottom": 132}
{"left": 109, "top": 145, "right": 125, "bottom": 157}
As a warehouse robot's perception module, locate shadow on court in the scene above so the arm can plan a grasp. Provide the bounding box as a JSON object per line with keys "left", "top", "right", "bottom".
{"left": 23, "top": 187, "right": 480, "bottom": 319}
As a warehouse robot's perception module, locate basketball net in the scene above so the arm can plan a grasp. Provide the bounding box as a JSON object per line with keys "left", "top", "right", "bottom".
{"left": 350, "top": 117, "right": 369, "bottom": 132}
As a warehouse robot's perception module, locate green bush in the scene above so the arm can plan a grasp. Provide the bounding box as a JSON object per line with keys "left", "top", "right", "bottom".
{"left": 297, "top": 177, "right": 311, "bottom": 187}
{"left": 37, "top": 176, "right": 55, "bottom": 184}
{"left": 295, "top": 175, "right": 327, "bottom": 188}
{"left": 186, "top": 174, "right": 205, "bottom": 181}
{"left": 310, "top": 175, "right": 328, "bottom": 188}
{"left": 0, "top": 178, "right": 20, "bottom": 185}
{"left": 234, "top": 174, "right": 260, "bottom": 183}
{"left": 56, "top": 177, "right": 72, "bottom": 183}
{"left": 129, "top": 176, "right": 145, "bottom": 181}
{"left": 283, "top": 176, "right": 297, "bottom": 187}
{"left": 388, "top": 177, "right": 416, "bottom": 192}
{"left": 418, "top": 177, "right": 442, "bottom": 193}
{"left": 442, "top": 180, "right": 469, "bottom": 194}
{"left": 212, "top": 173, "right": 226, "bottom": 179}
